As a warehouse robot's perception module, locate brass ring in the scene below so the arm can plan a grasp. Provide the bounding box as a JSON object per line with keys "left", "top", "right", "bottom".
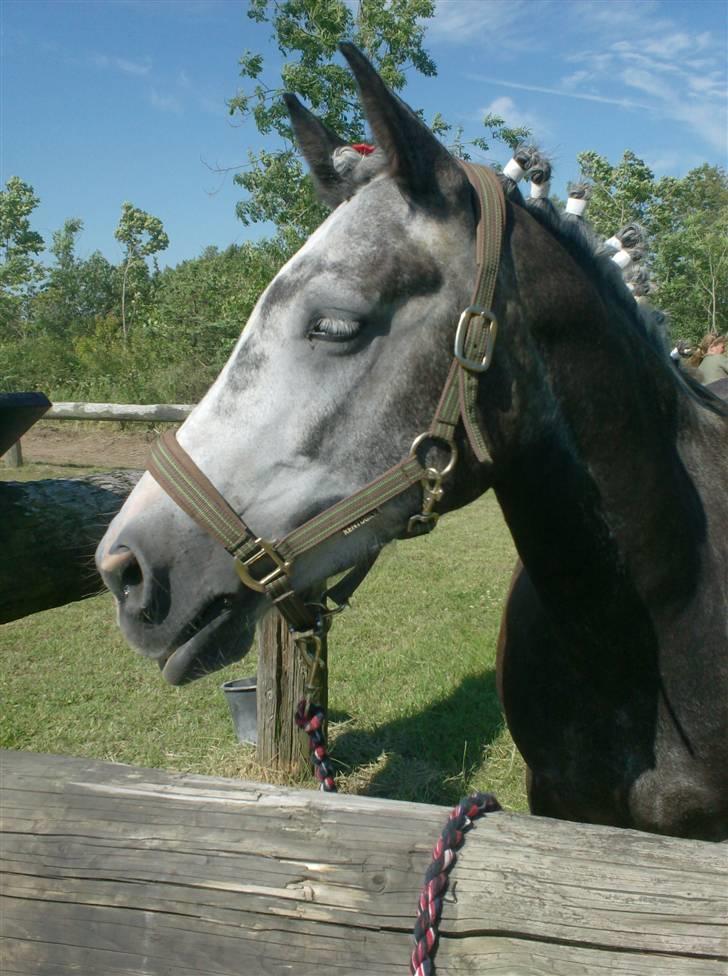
{"left": 409, "top": 432, "right": 458, "bottom": 477}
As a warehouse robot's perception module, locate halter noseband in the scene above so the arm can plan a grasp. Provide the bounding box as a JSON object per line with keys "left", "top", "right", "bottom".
{"left": 148, "top": 163, "right": 505, "bottom": 632}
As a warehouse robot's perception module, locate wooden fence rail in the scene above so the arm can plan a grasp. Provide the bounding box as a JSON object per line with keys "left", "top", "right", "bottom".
{"left": 45, "top": 401, "right": 195, "bottom": 422}
{"left": 1, "top": 401, "right": 195, "bottom": 468}
{"left": 2, "top": 751, "right": 726, "bottom": 976}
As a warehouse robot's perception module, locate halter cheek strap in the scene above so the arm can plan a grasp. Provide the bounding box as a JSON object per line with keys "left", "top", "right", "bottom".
{"left": 147, "top": 163, "right": 505, "bottom": 632}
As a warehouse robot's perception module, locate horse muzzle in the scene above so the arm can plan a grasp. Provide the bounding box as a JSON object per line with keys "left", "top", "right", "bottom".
{"left": 96, "top": 528, "right": 260, "bottom": 685}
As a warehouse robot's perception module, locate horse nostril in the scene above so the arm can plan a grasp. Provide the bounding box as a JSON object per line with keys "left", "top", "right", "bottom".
{"left": 98, "top": 536, "right": 170, "bottom": 626}
{"left": 99, "top": 543, "right": 145, "bottom": 606}
{"left": 120, "top": 559, "right": 143, "bottom": 599}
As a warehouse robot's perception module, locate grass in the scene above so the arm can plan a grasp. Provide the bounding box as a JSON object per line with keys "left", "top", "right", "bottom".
{"left": 1, "top": 460, "right": 526, "bottom": 811}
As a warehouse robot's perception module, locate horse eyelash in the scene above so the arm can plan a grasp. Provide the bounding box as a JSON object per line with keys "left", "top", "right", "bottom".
{"left": 307, "top": 317, "right": 362, "bottom": 341}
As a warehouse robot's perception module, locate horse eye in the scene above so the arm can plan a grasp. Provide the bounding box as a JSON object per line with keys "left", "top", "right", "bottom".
{"left": 307, "top": 317, "right": 362, "bottom": 342}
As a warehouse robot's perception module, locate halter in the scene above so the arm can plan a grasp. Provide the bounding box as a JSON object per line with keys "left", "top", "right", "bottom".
{"left": 148, "top": 163, "right": 505, "bottom": 634}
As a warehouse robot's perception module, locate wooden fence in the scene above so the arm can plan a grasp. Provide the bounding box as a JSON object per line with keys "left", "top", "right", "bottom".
{"left": 1, "top": 401, "right": 194, "bottom": 467}
{"left": 2, "top": 750, "right": 726, "bottom": 975}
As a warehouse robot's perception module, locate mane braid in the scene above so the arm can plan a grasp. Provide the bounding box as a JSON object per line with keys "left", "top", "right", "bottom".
{"left": 502, "top": 178, "right": 728, "bottom": 417}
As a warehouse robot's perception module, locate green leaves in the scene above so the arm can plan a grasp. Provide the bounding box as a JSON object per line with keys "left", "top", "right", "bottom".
{"left": 577, "top": 151, "right": 728, "bottom": 343}
{"left": 650, "top": 173, "right": 728, "bottom": 342}
{"left": 114, "top": 202, "right": 169, "bottom": 340}
{"left": 114, "top": 202, "right": 169, "bottom": 258}
{"left": 0, "top": 177, "right": 46, "bottom": 336}
{"left": 228, "top": 0, "right": 530, "bottom": 238}
{"left": 228, "top": 0, "right": 438, "bottom": 239}
{"left": 577, "top": 149, "right": 656, "bottom": 237}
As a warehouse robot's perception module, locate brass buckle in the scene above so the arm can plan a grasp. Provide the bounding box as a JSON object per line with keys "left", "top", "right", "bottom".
{"left": 454, "top": 305, "right": 498, "bottom": 372}
{"left": 235, "top": 538, "right": 291, "bottom": 593}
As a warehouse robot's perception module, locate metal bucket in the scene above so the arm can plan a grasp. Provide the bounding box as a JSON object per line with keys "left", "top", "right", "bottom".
{"left": 221, "top": 677, "right": 257, "bottom": 745}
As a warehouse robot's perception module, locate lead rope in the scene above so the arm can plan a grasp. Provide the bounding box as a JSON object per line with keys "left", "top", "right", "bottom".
{"left": 291, "top": 624, "right": 504, "bottom": 973}
{"left": 292, "top": 623, "right": 338, "bottom": 792}
{"left": 295, "top": 699, "right": 337, "bottom": 792}
{"left": 411, "top": 792, "right": 502, "bottom": 975}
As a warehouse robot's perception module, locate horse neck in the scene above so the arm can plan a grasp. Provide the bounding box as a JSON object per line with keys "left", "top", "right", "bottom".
{"left": 484, "top": 204, "right": 708, "bottom": 641}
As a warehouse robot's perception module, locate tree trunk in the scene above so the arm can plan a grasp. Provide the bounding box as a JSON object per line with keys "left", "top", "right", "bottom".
{"left": 0, "top": 470, "right": 141, "bottom": 624}
{"left": 121, "top": 257, "right": 130, "bottom": 341}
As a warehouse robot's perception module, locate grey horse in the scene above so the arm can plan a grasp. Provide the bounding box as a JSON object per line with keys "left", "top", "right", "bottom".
{"left": 97, "top": 46, "right": 728, "bottom": 840}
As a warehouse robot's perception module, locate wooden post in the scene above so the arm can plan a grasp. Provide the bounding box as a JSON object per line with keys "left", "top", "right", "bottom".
{"left": 0, "top": 392, "right": 50, "bottom": 457}
{"left": 256, "top": 610, "right": 328, "bottom": 777}
{"left": 3, "top": 440, "right": 22, "bottom": 467}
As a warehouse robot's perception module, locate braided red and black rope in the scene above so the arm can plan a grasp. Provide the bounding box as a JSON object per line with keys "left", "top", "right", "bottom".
{"left": 411, "top": 792, "right": 501, "bottom": 975}
{"left": 295, "top": 700, "right": 337, "bottom": 792}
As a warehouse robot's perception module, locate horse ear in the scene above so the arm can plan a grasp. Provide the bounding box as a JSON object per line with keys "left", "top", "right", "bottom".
{"left": 283, "top": 93, "right": 349, "bottom": 209}
{"left": 339, "top": 43, "right": 466, "bottom": 205}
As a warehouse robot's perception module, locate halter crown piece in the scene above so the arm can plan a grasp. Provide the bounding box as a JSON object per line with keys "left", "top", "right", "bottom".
{"left": 148, "top": 163, "right": 505, "bottom": 634}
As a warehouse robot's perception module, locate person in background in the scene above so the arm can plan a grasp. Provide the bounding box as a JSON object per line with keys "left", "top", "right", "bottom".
{"left": 697, "top": 335, "right": 728, "bottom": 386}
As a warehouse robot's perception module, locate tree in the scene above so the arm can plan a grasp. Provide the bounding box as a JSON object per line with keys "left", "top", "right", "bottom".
{"left": 31, "top": 218, "right": 84, "bottom": 338}
{"left": 153, "top": 239, "right": 288, "bottom": 369}
{"left": 114, "top": 202, "right": 169, "bottom": 340}
{"left": 75, "top": 250, "right": 119, "bottom": 325}
{"left": 575, "top": 151, "right": 727, "bottom": 343}
{"left": 229, "top": 0, "right": 528, "bottom": 245}
{"left": 0, "top": 177, "right": 45, "bottom": 337}
{"left": 31, "top": 226, "right": 119, "bottom": 342}
{"left": 577, "top": 150, "right": 656, "bottom": 238}
{"left": 651, "top": 195, "right": 728, "bottom": 341}
{"left": 432, "top": 111, "right": 530, "bottom": 159}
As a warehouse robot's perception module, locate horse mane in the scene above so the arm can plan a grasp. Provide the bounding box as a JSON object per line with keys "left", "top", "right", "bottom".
{"left": 337, "top": 148, "right": 726, "bottom": 417}
{"left": 504, "top": 179, "right": 728, "bottom": 418}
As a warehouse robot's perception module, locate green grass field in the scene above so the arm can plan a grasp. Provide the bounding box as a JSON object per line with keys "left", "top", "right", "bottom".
{"left": 1, "top": 461, "right": 526, "bottom": 810}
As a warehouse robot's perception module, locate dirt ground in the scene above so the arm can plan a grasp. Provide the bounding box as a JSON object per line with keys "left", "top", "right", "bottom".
{"left": 9, "top": 422, "right": 158, "bottom": 469}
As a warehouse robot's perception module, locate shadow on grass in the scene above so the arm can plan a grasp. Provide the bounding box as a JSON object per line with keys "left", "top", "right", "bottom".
{"left": 329, "top": 669, "right": 503, "bottom": 806}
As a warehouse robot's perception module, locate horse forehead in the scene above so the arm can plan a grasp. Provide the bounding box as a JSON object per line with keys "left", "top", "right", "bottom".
{"left": 263, "top": 190, "right": 449, "bottom": 312}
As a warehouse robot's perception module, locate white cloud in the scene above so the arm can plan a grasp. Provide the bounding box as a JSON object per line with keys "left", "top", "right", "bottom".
{"left": 171, "top": 69, "right": 224, "bottom": 116}
{"left": 642, "top": 31, "right": 707, "bottom": 59}
{"left": 480, "top": 95, "right": 551, "bottom": 141}
{"left": 564, "top": 15, "right": 727, "bottom": 156}
{"left": 468, "top": 74, "right": 650, "bottom": 111}
{"left": 561, "top": 70, "right": 591, "bottom": 90}
{"left": 149, "top": 89, "right": 183, "bottom": 115}
{"left": 644, "top": 148, "right": 707, "bottom": 175}
{"left": 428, "top": 0, "right": 529, "bottom": 45}
{"left": 621, "top": 68, "right": 665, "bottom": 100}
{"left": 440, "top": 1, "right": 726, "bottom": 158}
{"left": 93, "top": 53, "right": 151, "bottom": 76}
{"left": 569, "top": 0, "right": 670, "bottom": 33}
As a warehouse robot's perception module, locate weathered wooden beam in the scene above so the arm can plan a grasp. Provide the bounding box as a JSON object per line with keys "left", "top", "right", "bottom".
{"left": 46, "top": 402, "right": 194, "bottom": 422}
{"left": 1, "top": 751, "right": 726, "bottom": 975}
{"left": 0, "top": 470, "right": 142, "bottom": 623}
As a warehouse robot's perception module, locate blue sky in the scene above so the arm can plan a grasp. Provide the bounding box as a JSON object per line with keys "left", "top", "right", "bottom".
{"left": 2, "top": 0, "right": 726, "bottom": 269}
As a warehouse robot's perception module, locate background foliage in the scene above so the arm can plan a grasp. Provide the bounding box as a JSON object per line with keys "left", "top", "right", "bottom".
{"left": 1, "top": 0, "right": 725, "bottom": 403}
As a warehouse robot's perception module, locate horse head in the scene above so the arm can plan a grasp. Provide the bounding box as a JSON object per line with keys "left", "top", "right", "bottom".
{"left": 96, "top": 46, "right": 493, "bottom": 684}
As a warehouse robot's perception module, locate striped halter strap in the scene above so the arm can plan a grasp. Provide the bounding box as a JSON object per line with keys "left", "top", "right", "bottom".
{"left": 148, "top": 163, "right": 505, "bottom": 633}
